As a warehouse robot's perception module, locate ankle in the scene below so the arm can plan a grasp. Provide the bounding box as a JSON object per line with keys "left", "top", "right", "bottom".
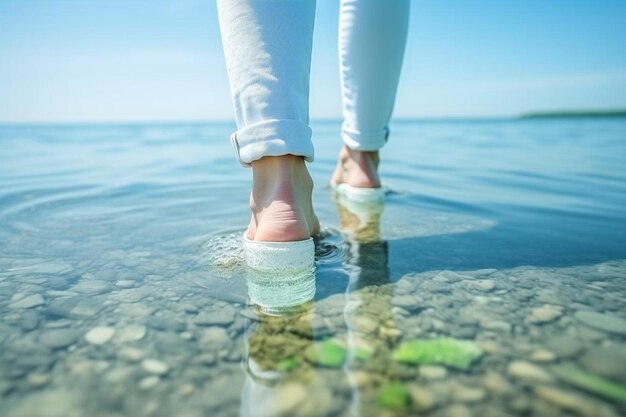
{"left": 251, "top": 155, "right": 312, "bottom": 201}
{"left": 247, "top": 155, "right": 318, "bottom": 242}
{"left": 340, "top": 147, "right": 381, "bottom": 188}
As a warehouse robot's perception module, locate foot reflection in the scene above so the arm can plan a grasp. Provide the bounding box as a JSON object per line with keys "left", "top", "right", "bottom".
{"left": 246, "top": 267, "right": 316, "bottom": 317}
{"left": 242, "top": 268, "right": 331, "bottom": 417}
{"left": 335, "top": 191, "right": 398, "bottom": 416}
{"left": 240, "top": 193, "right": 397, "bottom": 417}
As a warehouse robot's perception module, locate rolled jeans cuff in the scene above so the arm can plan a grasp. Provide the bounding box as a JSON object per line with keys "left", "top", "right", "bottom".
{"left": 341, "top": 123, "right": 389, "bottom": 151}
{"left": 230, "top": 119, "right": 314, "bottom": 167}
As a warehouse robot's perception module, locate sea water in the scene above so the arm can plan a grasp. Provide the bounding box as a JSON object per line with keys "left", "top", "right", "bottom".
{"left": 0, "top": 119, "right": 625, "bottom": 416}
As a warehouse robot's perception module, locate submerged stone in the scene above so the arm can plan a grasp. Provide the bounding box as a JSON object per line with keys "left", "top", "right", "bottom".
{"left": 378, "top": 382, "right": 410, "bottom": 411}
{"left": 392, "top": 338, "right": 483, "bottom": 370}
{"left": 194, "top": 306, "right": 236, "bottom": 326}
{"left": 70, "top": 280, "right": 110, "bottom": 295}
{"left": 141, "top": 359, "right": 169, "bottom": 375}
{"left": 306, "top": 339, "right": 346, "bottom": 367}
{"left": 85, "top": 327, "right": 115, "bottom": 345}
{"left": 529, "top": 306, "right": 562, "bottom": 324}
{"left": 534, "top": 386, "right": 618, "bottom": 417}
{"left": 39, "top": 329, "right": 79, "bottom": 350}
{"left": 580, "top": 345, "right": 626, "bottom": 384}
{"left": 8, "top": 294, "right": 45, "bottom": 309}
{"left": 507, "top": 360, "right": 553, "bottom": 383}
{"left": 114, "top": 324, "right": 146, "bottom": 343}
{"left": 575, "top": 311, "right": 626, "bottom": 335}
{"left": 554, "top": 365, "right": 626, "bottom": 404}
{"left": 15, "top": 261, "right": 74, "bottom": 274}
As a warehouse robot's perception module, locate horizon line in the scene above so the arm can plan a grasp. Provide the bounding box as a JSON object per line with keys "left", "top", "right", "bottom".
{"left": 1, "top": 109, "right": 625, "bottom": 127}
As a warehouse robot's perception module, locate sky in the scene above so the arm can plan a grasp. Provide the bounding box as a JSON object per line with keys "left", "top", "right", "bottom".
{"left": 1, "top": 0, "right": 626, "bottom": 123}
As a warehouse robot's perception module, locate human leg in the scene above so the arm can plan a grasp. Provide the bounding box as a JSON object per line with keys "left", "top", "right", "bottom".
{"left": 217, "top": 0, "right": 319, "bottom": 241}
{"left": 332, "top": 0, "right": 410, "bottom": 188}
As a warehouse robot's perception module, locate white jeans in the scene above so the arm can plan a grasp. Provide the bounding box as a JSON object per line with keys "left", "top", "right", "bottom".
{"left": 217, "top": 0, "right": 409, "bottom": 167}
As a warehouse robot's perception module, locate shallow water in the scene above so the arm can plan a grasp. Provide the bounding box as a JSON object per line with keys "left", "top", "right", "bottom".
{"left": 1, "top": 119, "right": 625, "bottom": 417}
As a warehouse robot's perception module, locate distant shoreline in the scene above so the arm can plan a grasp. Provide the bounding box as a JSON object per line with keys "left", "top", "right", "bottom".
{"left": 2, "top": 111, "right": 626, "bottom": 126}
{"left": 520, "top": 110, "right": 626, "bottom": 119}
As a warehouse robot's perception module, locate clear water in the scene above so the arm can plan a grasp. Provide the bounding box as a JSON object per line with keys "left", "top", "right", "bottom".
{"left": 1, "top": 119, "right": 625, "bottom": 417}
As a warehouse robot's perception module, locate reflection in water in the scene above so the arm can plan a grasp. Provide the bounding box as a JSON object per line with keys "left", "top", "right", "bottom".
{"left": 335, "top": 192, "right": 397, "bottom": 417}
{"left": 246, "top": 268, "right": 316, "bottom": 317}
{"left": 240, "top": 193, "right": 393, "bottom": 417}
{"left": 241, "top": 270, "right": 324, "bottom": 417}
{"left": 3, "top": 122, "right": 626, "bottom": 416}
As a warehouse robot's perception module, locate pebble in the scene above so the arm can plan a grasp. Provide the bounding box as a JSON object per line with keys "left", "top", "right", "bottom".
{"left": 141, "top": 359, "right": 169, "bottom": 375}
{"left": 507, "top": 360, "right": 553, "bottom": 382}
{"left": 39, "top": 329, "right": 79, "bottom": 349}
{"left": 478, "top": 341, "right": 501, "bottom": 355}
{"left": 433, "top": 271, "right": 466, "bottom": 283}
{"left": 115, "top": 280, "right": 135, "bottom": 288}
{"left": 20, "top": 310, "right": 41, "bottom": 331}
{"left": 535, "top": 386, "right": 618, "bottom": 417}
{"left": 480, "top": 320, "right": 511, "bottom": 333}
{"left": 27, "top": 373, "right": 49, "bottom": 387}
{"left": 530, "top": 349, "right": 556, "bottom": 362}
{"left": 199, "top": 327, "right": 230, "bottom": 350}
{"left": 139, "top": 376, "right": 160, "bottom": 390}
{"left": 179, "top": 383, "right": 195, "bottom": 396}
{"left": 20, "top": 261, "right": 74, "bottom": 274}
{"left": 409, "top": 385, "right": 438, "bottom": 412}
{"left": 179, "top": 331, "right": 193, "bottom": 340}
{"left": 349, "top": 371, "right": 376, "bottom": 388}
{"left": 393, "top": 295, "right": 422, "bottom": 310}
{"left": 146, "top": 316, "right": 187, "bottom": 332}
{"left": 482, "top": 372, "right": 511, "bottom": 395}
{"left": 198, "top": 352, "right": 217, "bottom": 366}
{"left": 194, "top": 306, "right": 236, "bottom": 326}
{"left": 114, "top": 324, "right": 147, "bottom": 343}
{"left": 443, "top": 404, "right": 472, "bottom": 417}
{"left": 47, "top": 277, "right": 69, "bottom": 290}
{"left": 545, "top": 335, "right": 583, "bottom": 358}
{"left": 263, "top": 383, "right": 307, "bottom": 415}
{"left": 239, "top": 308, "right": 258, "bottom": 321}
{"left": 461, "top": 268, "right": 497, "bottom": 277}
{"left": 85, "top": 327, "right": 115, "bottom": 345}
{"left": 70, "top": 280, "right": 110, "bottom": 295}
{"left": 452, "top": 383, "right": 486, "bottom": 402}
{"left": 5, "top": 388, "right": 78, "bottom": 417}
{"left": 352, "top": 315, "right": 378, "bottom": 334}
{"left": 117, "top": 347, "right": 146, "bottom": 362}
{"left": 469, "top": 279, "right": 496, "bottom": 292}
{"left": 46, "top": 298, "right": 101, "bottom": 319}
{"left": 9, "top": 294, "right": 45, "bottom": 309}
{"left": 575, "top": 311, "right": 626, "bottom": 335}
{"left": 580, "top": 344, "right": 626, "bottom": 383}
{"left": 419, "top": 365, "right": 448, "bottom": 380}
{"left": 45, "top": 319, "right": 73, "bottom": 329}
{"left": 529, "top": 306, "right": 562, "bottom": 324}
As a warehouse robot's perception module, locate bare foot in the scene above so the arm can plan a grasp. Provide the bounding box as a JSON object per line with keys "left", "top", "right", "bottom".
{"left": 247, "top": 155, "right": 320, "bottom": 242}
{"left": 331, "top": 146, "right": 381, "bottom": 188}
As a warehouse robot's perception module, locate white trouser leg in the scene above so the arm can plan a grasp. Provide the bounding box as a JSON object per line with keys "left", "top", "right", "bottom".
{"left": 339, "top": 0, "right": 410, "bottom": 151}
{"left": 217, "top": 0, "right": 316, "bottom": 167}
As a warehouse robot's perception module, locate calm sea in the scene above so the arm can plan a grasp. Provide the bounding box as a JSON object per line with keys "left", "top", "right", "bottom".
{"left": 1, "top": 119, "right": 625, "bottom": 417}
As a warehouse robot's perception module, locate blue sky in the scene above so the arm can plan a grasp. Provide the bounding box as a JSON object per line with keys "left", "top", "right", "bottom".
{"left": 1, "top": 0, "right": 625, "bottom": 123}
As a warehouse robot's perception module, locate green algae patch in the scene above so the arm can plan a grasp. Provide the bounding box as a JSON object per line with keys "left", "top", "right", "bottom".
{"left": 275, "top": 358, "right": 301, "bottom": 372}
{"left": 378, "top": 382, "right": 410, "bottom": 411}
{"left": 353, "top": 346, "right": 374, "bottom": 361}
{"left": 306, "top": 339, "right": 346, "bottom": 367}
{"left": 392, "top": 338, "right": 483, "bottom": 370}
{"left": 554, "top": 365, "right": 626, "bottom": 404}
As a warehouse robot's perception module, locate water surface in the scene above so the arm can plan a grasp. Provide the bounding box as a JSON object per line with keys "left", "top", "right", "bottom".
{"left": 1, "top": 119, "right": 625, "bottom": 416}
